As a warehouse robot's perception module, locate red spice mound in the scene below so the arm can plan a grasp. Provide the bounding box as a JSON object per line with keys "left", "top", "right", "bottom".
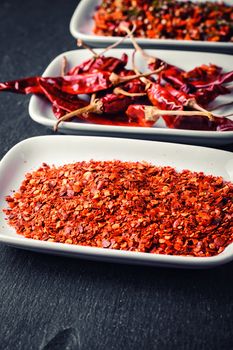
{"left": 3, "top": 160, "right": 233, "bottom": 257}
{"left": 93, "top": 0, "right": 233, "bottom": 42}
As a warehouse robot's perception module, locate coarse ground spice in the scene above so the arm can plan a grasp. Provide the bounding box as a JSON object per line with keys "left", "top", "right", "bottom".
{"left": 3, "top": 160, "right": 233, "bottom": 257}
{"left": 94, "top": 0, "right": 233, "bottom": 42}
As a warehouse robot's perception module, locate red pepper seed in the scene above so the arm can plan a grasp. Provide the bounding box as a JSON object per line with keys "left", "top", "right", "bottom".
{"left": 3, "top": 160, "right": 233, "bottom": 257}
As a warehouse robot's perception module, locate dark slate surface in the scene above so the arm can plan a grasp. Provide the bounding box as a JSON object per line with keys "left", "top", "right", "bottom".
{"left": 0, "top": 1, "right": 233, "bottom": 349}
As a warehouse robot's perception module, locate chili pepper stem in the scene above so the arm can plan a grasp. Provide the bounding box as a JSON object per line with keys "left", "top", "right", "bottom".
{"left": 100, "top": 24, "right": 136, "bottom": 55}
{"left": 120, "top": 24, "right": 160, "bottom": 67}
{"left": 90, "top": 93, "right": 97, "bottom": 104}
{"left": 61, "top": 56, "right": 68, "bottom": 76}
{"left": 186, "top": 99, "right": 214, "bottom": 120}
{"left": 54, "top": 99, "right": 103, "bottom": 132}
{"left": 77, "top": 39, "right": 98, "bottom": 57}
{"left": 77, "top": 25, "right": 136, "bottom": 58}
{"left": 110, "top": 67, "right": 164, "bottom": 86}
{"left": 131, "top": 50, "right": 155, "bottom": 86}
{"left": 142, "top": 106, "right": 213, "bottom": 122}
{"left": 113, "top": 87, "right": 146, "bottom": 97}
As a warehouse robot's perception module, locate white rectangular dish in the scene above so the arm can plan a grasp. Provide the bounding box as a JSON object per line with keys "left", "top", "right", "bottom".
{"left": 0, "top": 135, "right": 233, "bottom": 268}
{"left": 70, "top": 0, "right": 233, "bottom": 52}
{"left": 28, "top": 48, "right": 233, "bottom": 145}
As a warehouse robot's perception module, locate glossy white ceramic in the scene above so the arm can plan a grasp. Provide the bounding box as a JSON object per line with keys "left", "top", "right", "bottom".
{"left": 28, "top": 49, "right": 233, "bottom": 144}
{"left": 70, "top": 0, "right": 233, "bottom": 52}
{"left": 0, "top": 136, "right": 233, "bottom": 268}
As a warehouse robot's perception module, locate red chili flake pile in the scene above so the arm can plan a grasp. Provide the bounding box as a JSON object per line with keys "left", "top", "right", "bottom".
{"left": 94, "top": 0, "right": 233, "bottom": 42}
{"left": 3, "top": 160, "right": 233, "bottom": 257}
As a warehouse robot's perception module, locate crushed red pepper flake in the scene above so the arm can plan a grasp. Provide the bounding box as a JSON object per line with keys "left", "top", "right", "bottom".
{"left": 94, "top": 0, "right": 233, "bottom": 42}
{"left": 3, "top": 160, "right": 233, "bottom": 257}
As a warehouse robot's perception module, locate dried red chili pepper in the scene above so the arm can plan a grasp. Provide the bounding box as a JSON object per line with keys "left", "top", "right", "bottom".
{"left": 164, "top": 84, "right": 219, "bottom": 118}
{"left": 124, "top": 27, "right": 233, "bottom": 97}
{"left": 126, "top": 104, "right": 213, "bottom": 127}
{"left": 0, "top": 70, "right": 158, "bottom": 96}
{"left": 0, "top": 29, "right": 232, "bottom": 133}
{"left": 127, "top": 53, "right": 215, "bottom": 127}
{"left": 54, "top": 90, "right": 147, "bottom": 131}
{"left": 53, "top": 69, "right": 152, "bottom": 130}
{"left": 38, "top": 78, "right": 88, "bottom": 114}
{"left": 67, "top": 53, "right": 128, "bottom": 75}
{"left": 0, "top": 76, "right": 89, "bottom": 116}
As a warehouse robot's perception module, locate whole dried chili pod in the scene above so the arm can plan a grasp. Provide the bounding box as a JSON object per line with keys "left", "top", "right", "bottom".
{"left": 122, "top": 25, "right": 233, "bottom": 97}
{"left": 147, "top": 83, "right": 213, "bottom": 128}
{"left": 131, "top": 52, "right": 215, "bottom": 128}
{"left": 120, "top": 24, "right": 190, "bottom": 89}
{"left": 67, "top": 53, "right": 128, "bottom": 75}
{"left": 147, "top": 82, "right": 232, "bottom": 130}
{"left": 0, "top": 75, "right": 89, "bottom": 118}
{"left": 159, "top": 68, "right": 233, "bottom": 101}
{"left": 0, "top": 72, "right": 147, "bottom": 96}
{"left": 54, "top": 89, "right": 147, "bottom": 131}
{"left": 38, "top": 78, "right": 88, "bottom": 115}
{"left": 125, "top": 105, "right": 213, "bottom": 126}
{"left": 0, "top": 69, "right": 158, "bottom": 97}
{"left": 0, "top": 73, "right": 115, "bottom": 95}
{"left": 165, "top": 79, "right": 231, "bottom": 110}
{"left": 53, "top": 68, "right": 161, "bottom": 130}
{"left": 131, "top": 41, "right": 229, "bottom": 95}
{"left": 0, "top": 33, "right": 130, "bottom": 95}
{"left": 129, "top": 55, "right": 214, "bottom": 126}
{"left": 129, "top": 51, "right": 186, "bottom": 114}
{"left": 126, "top": 105, "right": 233, "bottom": 131}
{"left": 164, "top": 84, "right": 216, "bottom": 116}
{"left": 53, "top": 102, "right": 152, "bottom": 128}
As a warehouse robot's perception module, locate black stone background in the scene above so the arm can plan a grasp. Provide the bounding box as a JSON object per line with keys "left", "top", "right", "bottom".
{"left": 0, "top": 1, "right": 233, "bottom": 349}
